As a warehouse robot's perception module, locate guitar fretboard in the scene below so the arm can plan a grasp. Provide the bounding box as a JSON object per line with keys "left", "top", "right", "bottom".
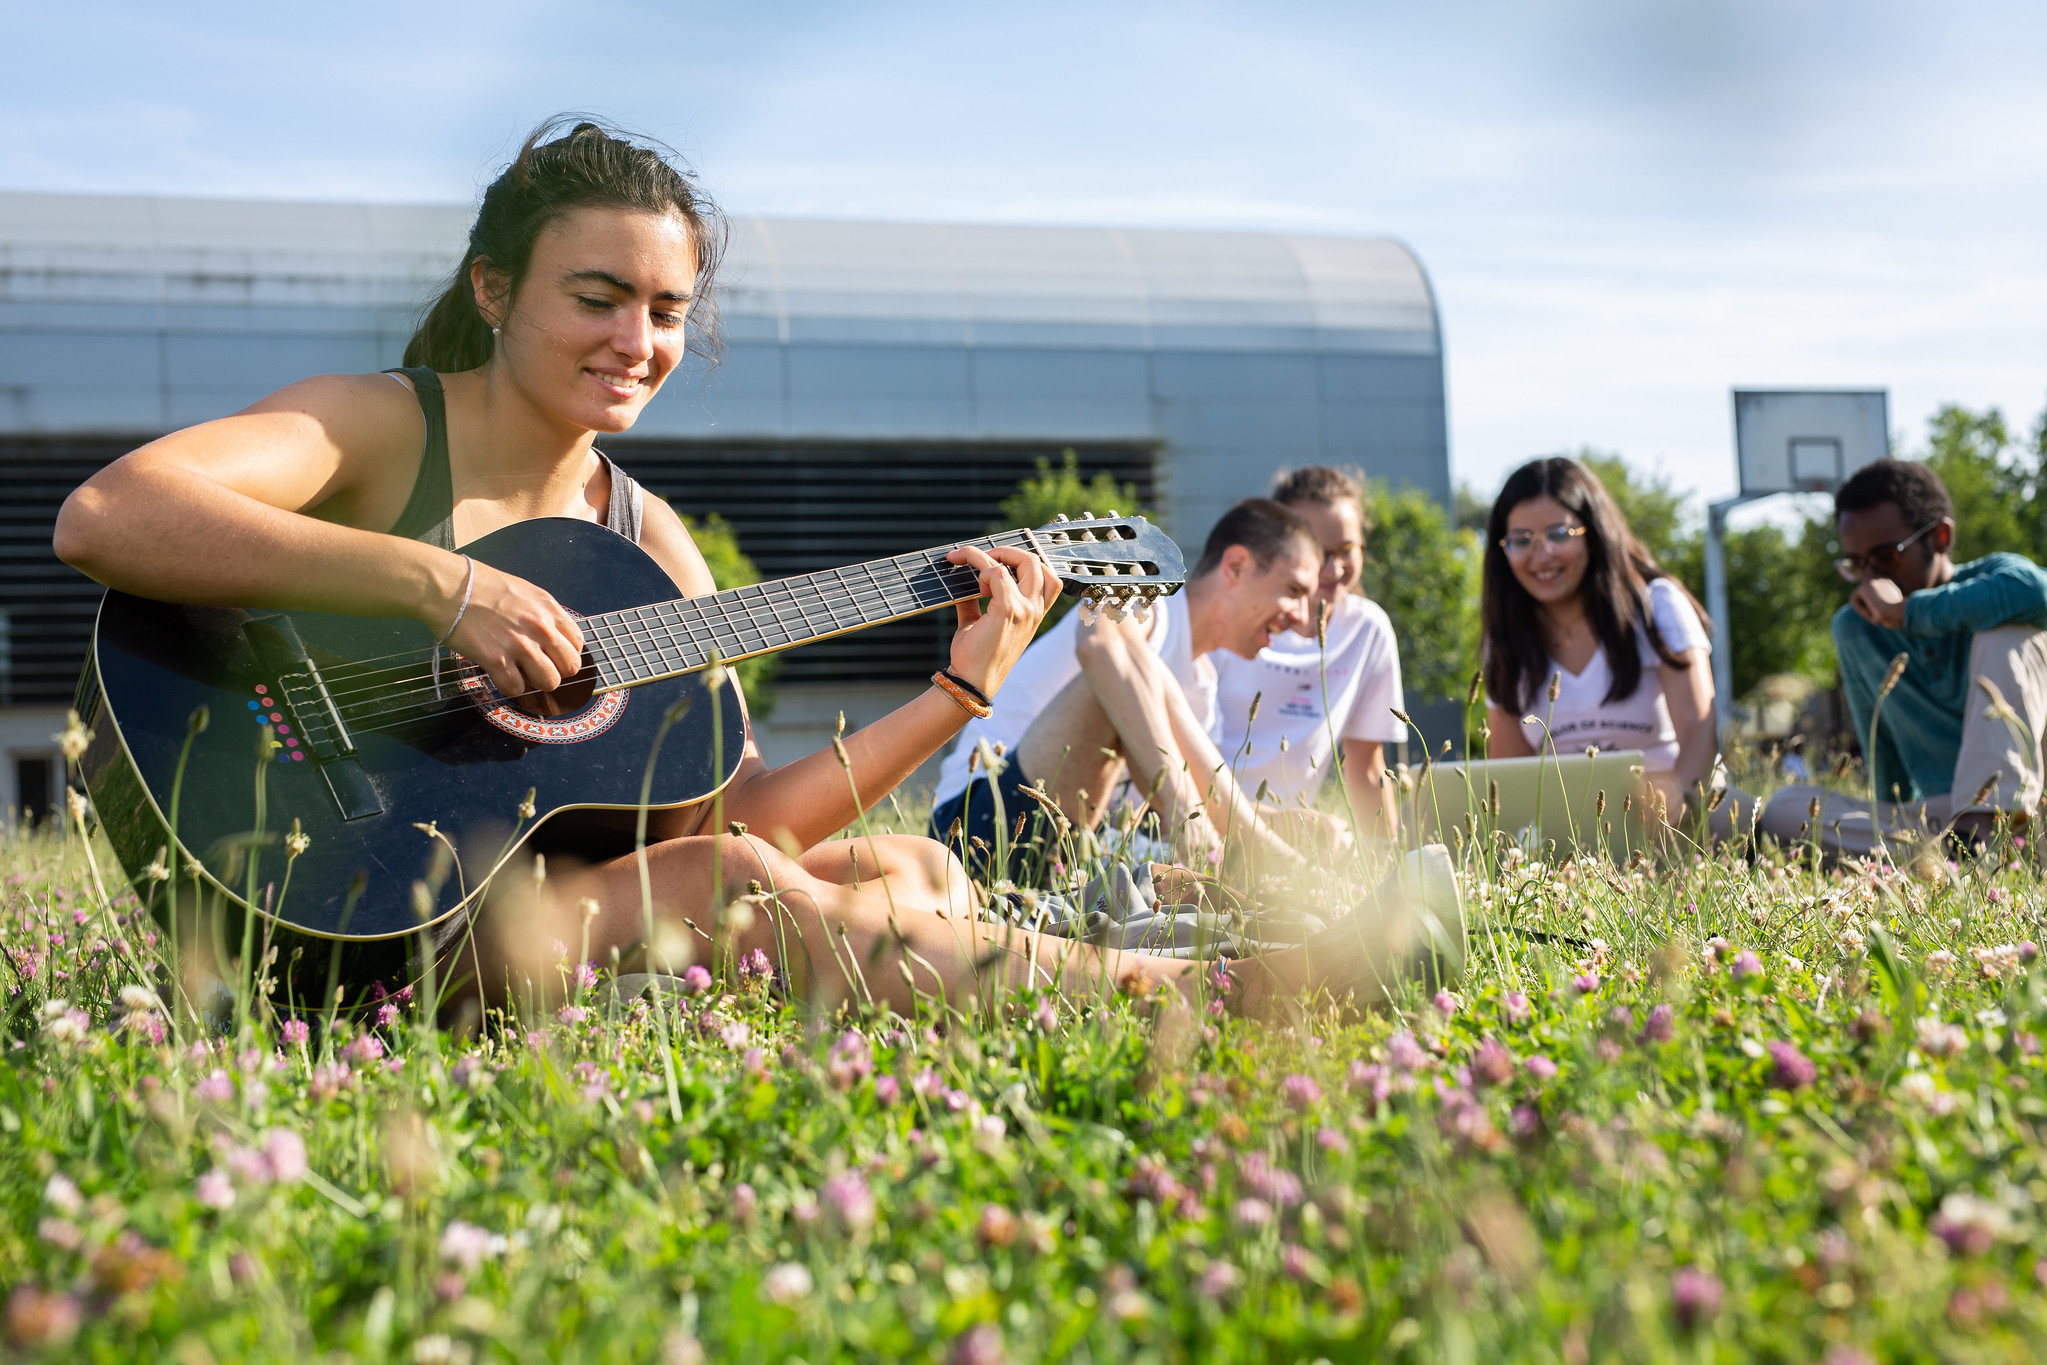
{"left": 582, "top": 530, "right": 1036, "bottom": 691}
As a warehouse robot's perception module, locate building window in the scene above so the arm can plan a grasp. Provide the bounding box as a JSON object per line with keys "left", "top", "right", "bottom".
{"left": 15, "top": 756, "right": 54, "bottom": 827}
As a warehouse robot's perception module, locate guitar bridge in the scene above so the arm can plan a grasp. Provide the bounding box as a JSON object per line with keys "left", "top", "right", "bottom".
{"left": 244, "top": 614, "right": 385, "bottom": 822}
{"left": 278, "top": 664, "right": 354, "bottom": 761}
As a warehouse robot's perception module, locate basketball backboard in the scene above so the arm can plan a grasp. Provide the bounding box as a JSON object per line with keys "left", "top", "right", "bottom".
{"left": 1732, "top": 390, "right": 1889, "bottom": 495}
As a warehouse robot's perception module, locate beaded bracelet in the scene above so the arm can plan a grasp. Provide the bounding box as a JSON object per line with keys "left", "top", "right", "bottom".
{"left": 930, "top": 670, "right": 993, "bottom": 719}
{"left": 936, "top": 668, "right": 992, "bottom": 708}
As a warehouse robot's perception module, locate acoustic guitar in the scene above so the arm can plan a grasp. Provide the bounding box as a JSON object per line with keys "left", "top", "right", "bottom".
{"left": 73, "top": 512, "right": 1183, "bottom": 975}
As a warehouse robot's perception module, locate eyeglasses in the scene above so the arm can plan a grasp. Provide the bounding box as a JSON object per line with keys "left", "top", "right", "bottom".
{"left": 1832, "top": 520, "right": 1939, "bottom": 582}
{"left": 1498, "top": 524, "right": 1588, "bottom": 556}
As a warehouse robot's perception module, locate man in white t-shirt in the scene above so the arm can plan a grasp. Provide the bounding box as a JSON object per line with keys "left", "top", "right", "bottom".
{"left": 1214, "top": 466, "right": 1406, "bottom": 842}
{"left": 929, "top": 499, "right": 1327, "bottom": 877}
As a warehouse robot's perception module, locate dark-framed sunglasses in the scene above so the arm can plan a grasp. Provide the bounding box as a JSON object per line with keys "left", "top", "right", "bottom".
{"left": 1499, "top": 523, "right": 1588, "bottom": 557}
{"left": 1832, "top": 520, "right": 1940, "bottom": 582}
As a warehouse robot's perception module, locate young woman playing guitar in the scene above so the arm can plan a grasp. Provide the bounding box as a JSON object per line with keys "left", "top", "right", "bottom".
{"left": 56, "top": 118, "right": 1453, "bottom": 1018}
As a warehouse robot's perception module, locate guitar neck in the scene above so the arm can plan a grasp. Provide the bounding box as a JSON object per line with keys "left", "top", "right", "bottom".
{"left": 584, "top": 529, "right": 1036, "bottom": 692}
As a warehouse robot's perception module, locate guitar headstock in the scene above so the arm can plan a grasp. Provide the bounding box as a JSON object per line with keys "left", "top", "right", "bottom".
{"left": 1026, "top": 511, "right": 1187, "bottom": 625}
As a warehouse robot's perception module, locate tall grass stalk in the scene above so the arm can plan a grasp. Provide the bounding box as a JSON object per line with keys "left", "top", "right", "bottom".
{"left": 634, "top": 691, "right": 694, "bottom": 1122}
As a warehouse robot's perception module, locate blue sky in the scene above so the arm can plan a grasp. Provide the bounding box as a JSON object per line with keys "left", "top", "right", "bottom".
{"left": 5, "top": 0, "right": 2044, "bottom": 513}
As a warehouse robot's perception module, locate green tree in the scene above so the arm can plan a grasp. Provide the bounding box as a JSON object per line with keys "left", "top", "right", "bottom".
{"left": 1577, "top": 449, "right": 1691, "bottom": 565}
{"left": 678, "top": 511, "right": 780, "bottom": 718}
{"left": 1919, "top": 403, "right": 2044, "bottom": 564}
{"left": 995, "top": 450, "right": 1149, "bottom": 635}
{"left": 1453, "top": 481, "right": 1491, "bottom": 534}
{"left": 1358, "top": 480, "right": 1482, "bottom": 703}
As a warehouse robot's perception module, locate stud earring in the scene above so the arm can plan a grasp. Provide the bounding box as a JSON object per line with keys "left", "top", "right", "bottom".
{"left": 491, "top": 326, "right": 501, "bottom": 337}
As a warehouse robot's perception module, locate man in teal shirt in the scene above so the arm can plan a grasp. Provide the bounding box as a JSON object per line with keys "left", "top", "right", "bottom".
{"left": 1764, "top": 458, "right": 2047, "bottom": 856}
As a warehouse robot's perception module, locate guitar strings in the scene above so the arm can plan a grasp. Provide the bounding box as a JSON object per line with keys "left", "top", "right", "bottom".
{"left": 295, "top": 524, "right": 1141, "bottom": 742}
{"left": 318, "top": 549, "right": 1008, "bottom": 739}
{"left": 305, "top": 533, "right": 1028, "bottom": 712}
{"left": 305, "top": 533, "right": 1125, "bottom": 737}
{"left": 291, "top": 527, "right": 1042, "bottom": 689}
{"left": 310, "top": 545, "right": 993, "bottom": 713}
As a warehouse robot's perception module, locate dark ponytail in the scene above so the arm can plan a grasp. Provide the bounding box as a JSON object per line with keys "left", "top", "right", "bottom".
{"left": 404, "top": 116, "right": 725, "bottom": 371}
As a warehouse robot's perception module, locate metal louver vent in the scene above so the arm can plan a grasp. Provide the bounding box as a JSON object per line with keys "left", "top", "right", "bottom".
{"left": 0, "top": 440, "right": 130, "bottom": 707}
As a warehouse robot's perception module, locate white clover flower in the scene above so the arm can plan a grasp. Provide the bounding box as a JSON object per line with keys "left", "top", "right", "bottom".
{"left": 44, "top": 1173, "right": 83, "bottom": 1217}
{"left": 1897, "top": 1072, "right": 1938, "bottom": 1105}
{"left": 760, "top": 1262, "right": 814, "bottom": 1305}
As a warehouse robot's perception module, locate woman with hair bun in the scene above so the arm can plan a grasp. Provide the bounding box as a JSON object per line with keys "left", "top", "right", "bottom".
{"left": 1480, "top": 457, "right": 1742, "bottom": 829}
{"left": 55, "top": 117, "right": 1458, "bottom": 1015}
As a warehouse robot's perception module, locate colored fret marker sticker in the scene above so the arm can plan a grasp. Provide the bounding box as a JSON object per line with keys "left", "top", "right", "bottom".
{"left": 285, "top": 738, "right": 298, "bottom": 748}
{"left": 269, "top": 713, "right": 284, "bottom": 723}
{"left": 254, "top": 685, "right": 268, "bottom": 695}
{"left": 277, "top": 724, "right": 291, "bottom": 735}
{"left": 292, "top": 752, "right": 305, "bottom": 762}
{"left": 247, "top": 700, "right": 261, "bottom": 710}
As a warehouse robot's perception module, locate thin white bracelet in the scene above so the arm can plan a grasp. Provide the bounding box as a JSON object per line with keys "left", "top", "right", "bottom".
{"left": 436, "top": 555, "right": 476, "bottom": 647}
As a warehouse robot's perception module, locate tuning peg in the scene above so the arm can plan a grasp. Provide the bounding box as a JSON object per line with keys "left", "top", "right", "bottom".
{"left": 1078, "top": 597, "right": 1099, "bottom": 627}
{"left": 1103, "top": 595, "right": 1128, "bottom": 623}
{"left": 1131, "top": 596, "right": 1153, "bottom": 625}
{"left": 1053, "top": 513, "right": 1070, "bottom": 522}
{"left": 1079, "top": 510, "right": 1093, "bottom": 521}
{"left": 1106, "top": 508, "right": 1120, "bottom": 518}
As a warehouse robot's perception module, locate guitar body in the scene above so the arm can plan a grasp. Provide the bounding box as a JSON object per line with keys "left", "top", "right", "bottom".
{"left": 77, "top": 519, "right": 747, "bottom": 975}
{"left": 73, "top": 505, "right": 1184, "bottom": 990}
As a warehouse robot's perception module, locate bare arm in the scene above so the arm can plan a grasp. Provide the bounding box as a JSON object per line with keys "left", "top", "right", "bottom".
{"left": 1485, "top": 703, "right": 1538, "bottom": 758}
{"left": 1341, "top": 738, "right": 1399, "bottom": 843}
{"left": 1655, "top": 649, "right": 1718, "bottom": 823}
{"left": 1156, "top": 671, "right": 1303, "bottom": 867}
{"left": 709, "top": 545, "right": 1058, "bottom": 850}
{"left": 53, "top": 373, "right": 584, "bottom": 699}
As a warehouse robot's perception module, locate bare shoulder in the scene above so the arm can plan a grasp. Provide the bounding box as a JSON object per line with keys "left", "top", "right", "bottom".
{"left": 636, "top": 493, "right": 719, "bottom": 597}
{"left": 237, "top": 371, "right": 426, "bottom": 455}
{"left": 85, "top": 371, "right": 426, "bottom": 522}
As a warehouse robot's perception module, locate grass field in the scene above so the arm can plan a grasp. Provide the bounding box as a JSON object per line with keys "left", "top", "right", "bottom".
{"left": 4, "top": 770, "right": 2047, "bottom": 1363}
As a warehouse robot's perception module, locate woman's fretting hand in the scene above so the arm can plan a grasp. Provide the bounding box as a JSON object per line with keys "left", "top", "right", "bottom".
{"left": 438, "top": 556, "right": 586, "bottom": 701}
{"left": 943, "top": 544, "right": 1059, "bottom": 698}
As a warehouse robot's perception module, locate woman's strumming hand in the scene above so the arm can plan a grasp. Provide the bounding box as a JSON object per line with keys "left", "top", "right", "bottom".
{"left": 943, "top": 544, "right": 1059, "bottom": 697}
{"left": 440, "top": 556, "right": 586, "bottom": 701}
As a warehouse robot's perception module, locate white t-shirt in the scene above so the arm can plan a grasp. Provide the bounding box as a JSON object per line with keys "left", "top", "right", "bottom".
{"left": 931, "top": 593, "right": 1217, "bottom": 806}
{"left": 1212, "top": 593, "right": 1406, "bottom": 805}
{"left": 1496, "top": 577, "right": 1710, "bottom": 773}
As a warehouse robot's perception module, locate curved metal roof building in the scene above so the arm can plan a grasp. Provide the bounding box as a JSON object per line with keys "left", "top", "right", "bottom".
{"left": 0, "top": 191, "right": 1447, "bottom": 799}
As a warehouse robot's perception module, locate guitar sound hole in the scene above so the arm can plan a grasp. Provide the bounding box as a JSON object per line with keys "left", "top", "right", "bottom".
{"left": 513, "top": 668, "right": 596, "bottom": 718}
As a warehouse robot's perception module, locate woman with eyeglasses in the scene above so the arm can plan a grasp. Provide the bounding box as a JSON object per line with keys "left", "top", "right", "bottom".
{"left": 1478, "top": 456, "right": 1731, "bottom": 826}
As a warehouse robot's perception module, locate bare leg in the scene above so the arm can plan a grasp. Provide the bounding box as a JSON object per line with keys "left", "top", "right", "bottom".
{"left": 798, "top": 833, "right": 967, "bottom": 901}
{"left": 466, "top": 833, "right": 1204, "bottom": 1016}
{"left": 1016, "top": 672, "right": 1137, "bottom": 830}
{"left": 1017, "top": 633, "right": 1213, "bottom": 853}
{"left": 454, "top": 830, "right": 1459, "bottom": 1026}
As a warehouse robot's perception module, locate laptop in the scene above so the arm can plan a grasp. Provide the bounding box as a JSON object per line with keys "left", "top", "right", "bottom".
{"left": 1409, "top": 750, "right": 1656, "bottom": 861}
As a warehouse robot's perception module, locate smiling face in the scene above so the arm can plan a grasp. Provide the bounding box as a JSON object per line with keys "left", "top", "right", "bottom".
{"left": 1286, "top": 497, "right": 1365, "bottom": 605}
{"left": 1216, "top": 536, "right": 1322, "bottom": 658}
{"left": 1502, "top": 494, "right": 1590, "bottom": 608}
{"left": 476, "top": 206, "right": 700, "bottom": 434}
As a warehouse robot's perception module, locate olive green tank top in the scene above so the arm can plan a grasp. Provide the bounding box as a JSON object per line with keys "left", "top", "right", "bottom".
{"left": 382, "top": 366, "right": 645, "bottom": 547}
